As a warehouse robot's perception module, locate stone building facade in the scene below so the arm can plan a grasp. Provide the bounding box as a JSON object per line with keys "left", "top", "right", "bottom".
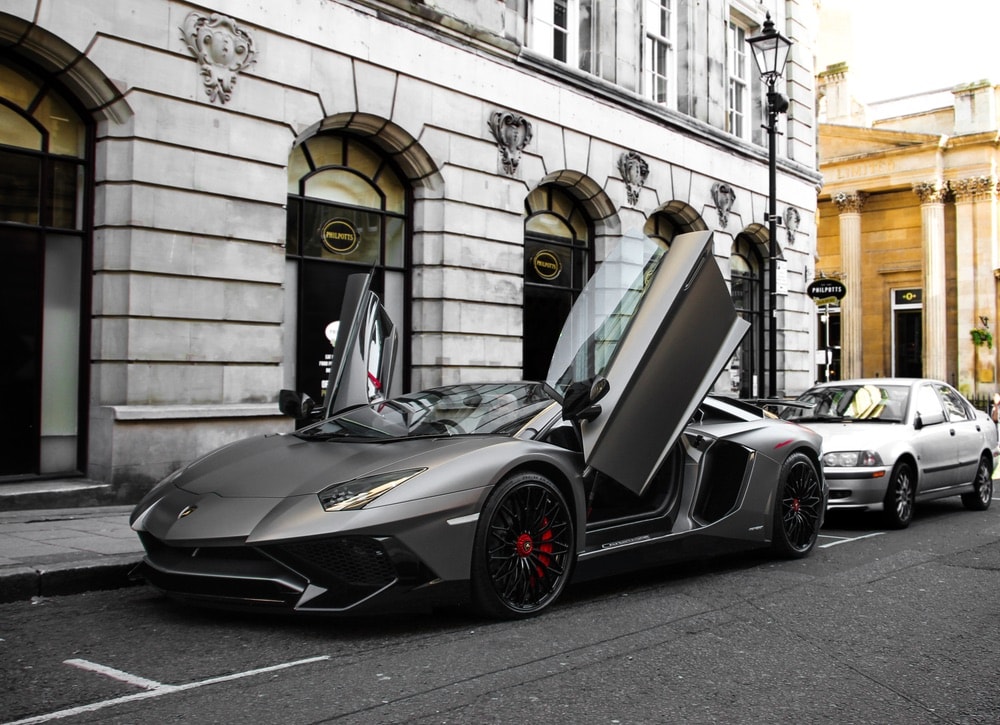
{"left": 0, "top": 0, "right": 820, "bottom": 502}
{"left": 817, "top": 70, "right": 1000, "bottom": 401}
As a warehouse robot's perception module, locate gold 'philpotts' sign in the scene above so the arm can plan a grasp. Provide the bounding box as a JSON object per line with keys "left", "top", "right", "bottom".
{"left": 531, "top": 249, "right": 562, "bottom": 281}
{"left": 321, "top": 219, "right": 359, "bottom": 255}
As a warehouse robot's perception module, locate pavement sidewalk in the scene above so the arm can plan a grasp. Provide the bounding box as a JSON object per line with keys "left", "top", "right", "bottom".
{"left": 0, "top": 506, "right": 143, "bottom": 604}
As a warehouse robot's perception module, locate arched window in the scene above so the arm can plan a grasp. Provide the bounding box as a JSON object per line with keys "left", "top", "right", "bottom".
{"left": 730, "top": 236, "right": 763, "bottom": 398}
{"left": 285, "top": 134, "right": 408, "bottom": 402}
{"left": 522, "top": 185, "right": 593, "bottom": 380}
{"left": 0, "top": 59, "right": 90, "bottom": 476}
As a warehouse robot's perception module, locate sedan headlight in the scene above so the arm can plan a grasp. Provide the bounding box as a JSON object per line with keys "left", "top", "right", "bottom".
{"left": 318, "top": 468, "right": 426, "bottom": 511}
{"left": 822, "top": 450, "right": 883, "bottom": 467}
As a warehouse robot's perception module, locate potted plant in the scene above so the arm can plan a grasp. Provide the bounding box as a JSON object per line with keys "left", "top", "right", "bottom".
{"left": 970, "top": 316, "right": 993, "bottom": 349}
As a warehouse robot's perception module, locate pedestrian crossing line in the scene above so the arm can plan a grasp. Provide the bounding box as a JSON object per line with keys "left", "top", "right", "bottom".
{"left": 3, "top": 655, "right": 330, "bottom": 725}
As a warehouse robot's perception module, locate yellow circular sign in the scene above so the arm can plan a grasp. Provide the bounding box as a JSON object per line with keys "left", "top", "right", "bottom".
{"left": 321, "top": 219, "right": 359, "bottom": 255}
{"left": 532, "top": 249, "right": 562, "bottom": 281}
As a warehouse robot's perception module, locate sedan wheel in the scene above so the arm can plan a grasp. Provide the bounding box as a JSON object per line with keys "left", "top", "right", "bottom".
{"left": 471, "top": 472, "right": 574, "bottom": 619}
{"left": 772, "top": 452, "right": 824, "bottom": 558}
{"left": 883, "top": 461, "right": 915, "bottom": 529}
{"left": 961, "top": 456, "right": 993, "bottom": 511}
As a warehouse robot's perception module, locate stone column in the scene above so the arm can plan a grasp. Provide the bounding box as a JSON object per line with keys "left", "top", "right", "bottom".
{"left": 913, "top": 181, "right": 949, "bottom": 381}
{"left": 952, "top": 176, "right": 999, "bottom": 392}
{"left": 835, "top": 191, "right": 867, "bottom": 379}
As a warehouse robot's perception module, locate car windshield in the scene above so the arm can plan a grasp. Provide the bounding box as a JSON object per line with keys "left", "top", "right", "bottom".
{"left": 297, "top": 382, "right": 554, "bottom": 440}
{"left": 781, "top": 384, "right": 909, "bottom": 423}
{"left": 545, "top": 229, "right": 666, "bottom": 398}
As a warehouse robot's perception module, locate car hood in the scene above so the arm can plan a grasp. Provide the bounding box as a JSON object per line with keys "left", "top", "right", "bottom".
{"left": 800, "top": 421, "right": 903, "bottom": 453}
{"left": 170, "top": 433, "right": 493, "bottom": 499}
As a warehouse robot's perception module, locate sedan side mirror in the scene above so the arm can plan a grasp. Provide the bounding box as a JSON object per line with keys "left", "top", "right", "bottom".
{"left": 914, "top": 410, "right": 945, "bottom": 429}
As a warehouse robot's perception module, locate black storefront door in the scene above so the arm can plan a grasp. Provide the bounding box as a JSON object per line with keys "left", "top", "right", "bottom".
{"left": 0, "top": 227, "right": 43, "bottom": 474}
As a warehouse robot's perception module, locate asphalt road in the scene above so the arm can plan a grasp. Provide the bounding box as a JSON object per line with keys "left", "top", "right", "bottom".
{"left": 2, "top": 498, "right": 999, "bottom": 725}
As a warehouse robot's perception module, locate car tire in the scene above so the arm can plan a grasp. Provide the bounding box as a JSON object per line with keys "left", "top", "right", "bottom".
{"left": 771, "top": 451, "right": 824, "bottom": 558}
{"left": 960, "top": 456, "right": 993, "bottom": 511}
{"left": 883, "top": 461, "right": 915, "bottom": 529}
{"left": 471, "top": 471, "right": 575, "bottom": 619}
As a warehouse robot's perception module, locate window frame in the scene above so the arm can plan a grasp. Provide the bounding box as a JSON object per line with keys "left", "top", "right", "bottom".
{"left": 642, "top": 0, "right": 677, "bottom": 108}
{"left": 726, "top": 16, "right": 751, "bottom": 140}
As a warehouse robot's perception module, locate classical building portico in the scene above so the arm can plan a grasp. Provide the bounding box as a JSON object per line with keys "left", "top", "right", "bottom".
{"left": 817, "top": 73, "right": 1000, "bottom": 401}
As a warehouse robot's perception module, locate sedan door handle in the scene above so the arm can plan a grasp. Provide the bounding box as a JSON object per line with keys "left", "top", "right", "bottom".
{"left": 949, "top": 428, "right": 956, "bottom": 436}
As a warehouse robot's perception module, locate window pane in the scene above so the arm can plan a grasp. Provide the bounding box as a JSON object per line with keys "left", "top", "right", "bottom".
{"left": 301, "top": 201, "right": 381, "bottom": 265}
{"left": 525, "top": 238, "right": 572, "bottom": 288}
{"left": 304, "top": 168, "right": 381, "bottom": 208}
{"left": 346, "top": 138, "right": 382, "bottom": 181}
{"left": 0, "top": 62, "right": 41, "bottom": 111}
{"left": 0, "top": 105, "right": 42, "bottom": 150}
{"left": 554, "top": 0, "right": 568, "bottom": 61}
{"left": 378, "top": 165, "right": 406, "bottom": 214}
{"left": 35, "top": 91, "right": 85, "bottom": 157}
{"left": 385, "top": 215, "right": 404, "bottom": 267}
{"left": 526, "top": 211, "right": 573, "bottom": 240}
{"left": 287, "top": 145, "right": 310, "bottom": 194}
{"left": 51, "top": 160, "right": 82, "bottom": 229}
{"left": 304, "top": 135, "right": 344, "bottom": 168}
{"left": 0, "top": 148, "right": 40, "bottom": 224}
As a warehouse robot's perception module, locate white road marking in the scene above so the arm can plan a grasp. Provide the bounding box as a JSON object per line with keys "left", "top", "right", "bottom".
{"left": 818, "top": 532, "right": 885, "bottom": 548}
{"left": 64, "top": 658, "right": 170, "bottom": 691}
{"left": 3, "top": 655, "right": 330, "bottom": 725}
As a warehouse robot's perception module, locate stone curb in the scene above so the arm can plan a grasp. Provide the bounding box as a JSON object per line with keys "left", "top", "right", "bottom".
{"left": 0, "top": 555, "right": 143, "bottom": 604}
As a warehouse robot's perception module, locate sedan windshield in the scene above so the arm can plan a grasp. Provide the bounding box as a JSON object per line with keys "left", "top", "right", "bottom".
{"left": 297, "top": 383, "right": 554, "bottom": 440}
{"left": 782, "top": 384, "right": 909, "bottom": 423}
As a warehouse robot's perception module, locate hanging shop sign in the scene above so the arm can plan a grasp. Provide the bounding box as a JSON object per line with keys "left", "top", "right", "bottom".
{"left": 807, "top": 278, "right": 847, "bottom": 306}
{"left": 321, "top": 218, "right": 360, "bottom": 255}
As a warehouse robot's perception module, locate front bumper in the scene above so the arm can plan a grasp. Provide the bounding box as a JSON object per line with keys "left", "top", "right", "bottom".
{"left": 823, "top": 466, "right": 890, "bottom": 510}
{"left": 133, "top": 531, "right": 463, "bottom": 614}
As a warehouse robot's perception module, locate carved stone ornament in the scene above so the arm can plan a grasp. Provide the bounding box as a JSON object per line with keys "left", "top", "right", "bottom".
{"left": 618, "top": 151, "right": 649, "bottom": 206}
{"left": 711, "top": 182, "right": 736, "bottom": 228}
{"left": 784, "top": 206, "right": 800, "bottom": 244}
{"left": 488, "top": 111, "right": 533, "bottom": 175}
{"left": 181, "top": 12, "right": 258, "bottom": 104}
{"left": 912, "top": 181, "right": 948, "bottom": 205}
{"left": 950, "top": 176, "right": 996, "bottom": 203}
{"left": 833, "top": 191, "right": 867, "bottom": 214}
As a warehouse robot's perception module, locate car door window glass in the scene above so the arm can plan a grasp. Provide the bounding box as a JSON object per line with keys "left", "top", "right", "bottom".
{"left": 936, "top": 384, "right": 970, "bottom": 421}
{"left": 916, "top": 385, "right": 945, "bottom": 419}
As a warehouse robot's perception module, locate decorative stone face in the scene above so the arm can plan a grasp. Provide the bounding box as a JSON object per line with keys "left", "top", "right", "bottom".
{"left": 784, "top": 205, "right": 800, "bottom": 244}
{"left": 711, "top": 182, "right": 735, "bottom": 228}
{"left": 180, "top": 12, "right": 258, "bottom": 104}
{"left": 618, "top": 151, "right": 649, "bottom": 206}
{"left": 488, "top": 111, "right": 532, "bottom": 175}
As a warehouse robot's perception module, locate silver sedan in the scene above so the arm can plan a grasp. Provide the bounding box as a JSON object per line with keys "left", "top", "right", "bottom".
{"left": 782, "top": 378, "right": 998, "bottom": 528}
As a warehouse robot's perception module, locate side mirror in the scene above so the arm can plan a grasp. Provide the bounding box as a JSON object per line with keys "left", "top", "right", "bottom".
{"left": 914, "top": 410, "right": 945, "bottom": 429}
{"left": 562, "top": 376, "right": 610, "bottom": 423}
{"left": 278, "top": 389, "right": 317, "bottom": 419}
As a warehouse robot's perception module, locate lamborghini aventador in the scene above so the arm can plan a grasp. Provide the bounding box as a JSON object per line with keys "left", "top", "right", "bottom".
{"left": 130, "top": 229, "right": 827, "bottom": 618}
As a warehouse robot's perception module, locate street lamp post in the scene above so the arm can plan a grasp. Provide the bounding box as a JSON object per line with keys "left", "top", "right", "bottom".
{"left": 747, "top": 12, "right": 791, "bottom": 399}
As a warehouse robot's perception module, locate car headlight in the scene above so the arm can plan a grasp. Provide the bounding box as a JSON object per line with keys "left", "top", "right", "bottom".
{"left": 318, "top": 468, "right": 426, "bottom": 511}
{"left": 822, "top": 450, "right": 882, "bottom": 467}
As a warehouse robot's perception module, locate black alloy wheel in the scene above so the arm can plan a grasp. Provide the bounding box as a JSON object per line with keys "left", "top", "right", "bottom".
{"left": 883, "top": 461, "right": 915, "bottom": 529}
{"left": 772, "top": 452, "right": 824, "bottom": 558}
{"left": 471, "top": 471, "right": 575, "bottom": 619}
{"left": 961, "top": 456, "right": 994, "bottom": 511}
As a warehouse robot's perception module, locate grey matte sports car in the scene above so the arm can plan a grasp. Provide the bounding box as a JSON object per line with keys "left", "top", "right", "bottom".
{"left": 130, "top": 230, "right": 827, "bottom": 618}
